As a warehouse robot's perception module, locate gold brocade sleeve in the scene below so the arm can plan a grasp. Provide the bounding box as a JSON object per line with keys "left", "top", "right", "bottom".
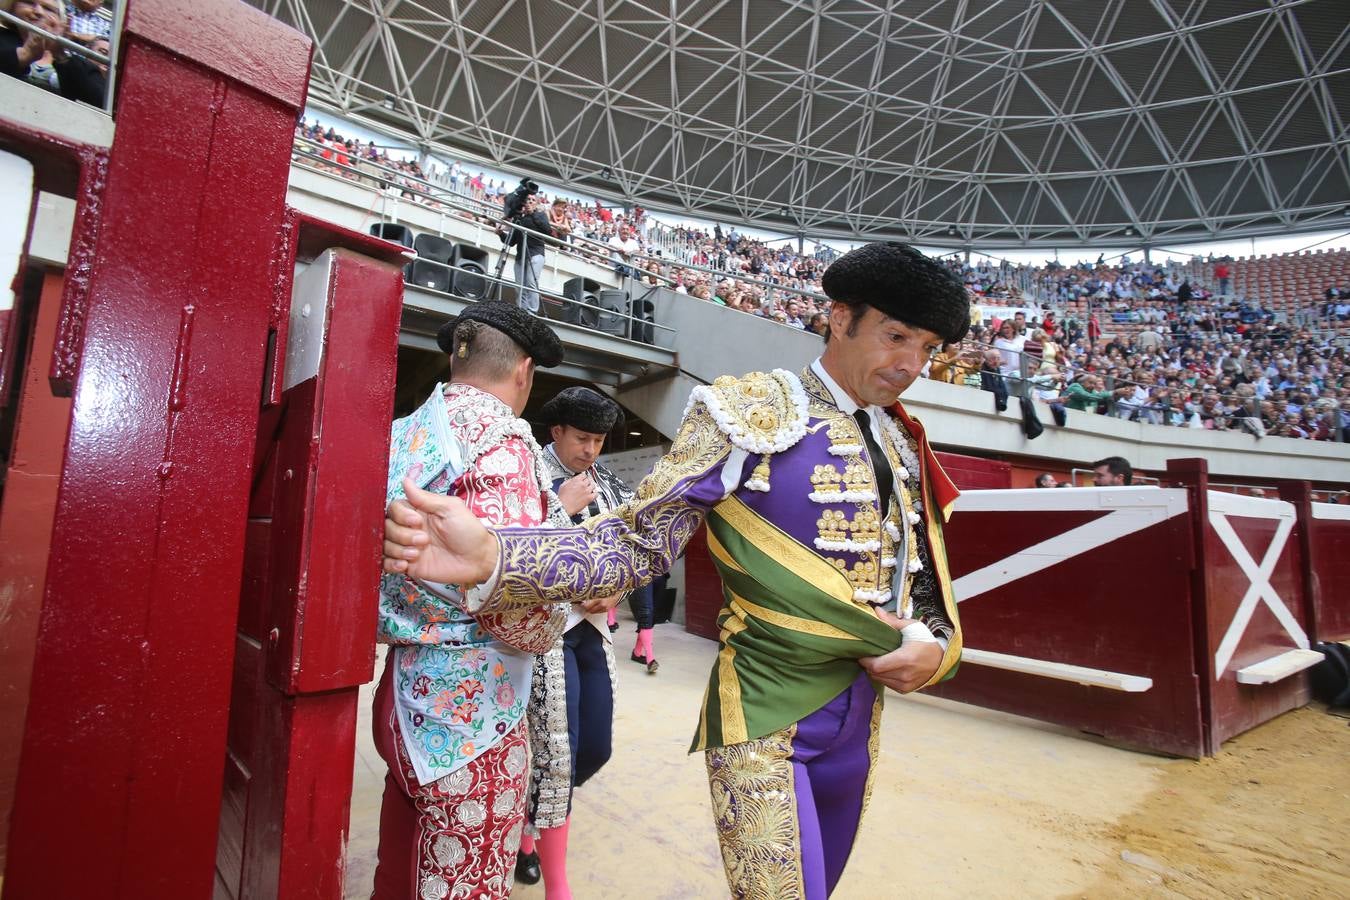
{"left": 478, "top": 400, "right": 739, "bottom": 611}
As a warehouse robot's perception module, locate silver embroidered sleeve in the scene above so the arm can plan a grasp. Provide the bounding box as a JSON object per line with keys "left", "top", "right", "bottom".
{"left": 481, "top": 403, "right": 736, "bottom": 612}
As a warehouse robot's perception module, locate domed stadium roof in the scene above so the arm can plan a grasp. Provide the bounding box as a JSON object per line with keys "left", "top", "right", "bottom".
{"left": 252, "top": 0, "right": 1349, "bottom": 248}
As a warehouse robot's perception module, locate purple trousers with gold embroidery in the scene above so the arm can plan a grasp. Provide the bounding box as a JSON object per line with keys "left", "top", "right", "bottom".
{"left": 705, "top": 672, "right": 880, "bottom": 899}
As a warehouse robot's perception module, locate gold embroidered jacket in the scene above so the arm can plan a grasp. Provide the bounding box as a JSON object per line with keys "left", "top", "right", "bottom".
{"left": 474, "top": 365, "right": 963, "bottom": 745}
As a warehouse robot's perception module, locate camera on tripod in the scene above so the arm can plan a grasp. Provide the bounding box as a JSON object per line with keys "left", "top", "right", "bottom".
{"left": 491, "top": 177, "right": 545, "bottom": 303}
{"left": 502, "top": 177, "right": 541, "bottom": 225}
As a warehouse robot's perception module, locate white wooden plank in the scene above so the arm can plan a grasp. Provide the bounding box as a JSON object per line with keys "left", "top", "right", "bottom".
{"left": 961, "top": 648, "right": 1153, "bottom": 692}
{"left": 1234, "top": 649, "right": 1324, "bottom": 685}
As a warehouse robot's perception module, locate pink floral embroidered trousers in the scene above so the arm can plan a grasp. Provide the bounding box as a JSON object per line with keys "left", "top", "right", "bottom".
{"left": 372, "top": 663, "right": 531, "bottom": 900}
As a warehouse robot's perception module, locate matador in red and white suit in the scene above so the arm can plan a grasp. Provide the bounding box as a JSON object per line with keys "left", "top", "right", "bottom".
{"left": 372, "top": 302, "right": 569, "bottom": 899}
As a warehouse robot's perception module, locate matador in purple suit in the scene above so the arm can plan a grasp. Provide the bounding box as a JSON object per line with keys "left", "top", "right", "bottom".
{"left": 384, "top": 243, "right": 970, "bottom": 898}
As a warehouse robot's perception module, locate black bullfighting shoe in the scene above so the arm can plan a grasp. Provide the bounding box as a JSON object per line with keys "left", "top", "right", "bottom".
{"left": 515, "top": 850, "right": 541, "bottom": 885}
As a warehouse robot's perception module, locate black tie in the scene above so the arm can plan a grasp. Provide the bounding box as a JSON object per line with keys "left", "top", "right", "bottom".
{"left": 853, "top": 409, "right": 893, "bottom": 515}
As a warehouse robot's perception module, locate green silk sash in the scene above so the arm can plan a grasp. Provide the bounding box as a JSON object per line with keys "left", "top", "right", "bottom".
{"left": 691, "top": 495, "right": 903, "bottom": 752}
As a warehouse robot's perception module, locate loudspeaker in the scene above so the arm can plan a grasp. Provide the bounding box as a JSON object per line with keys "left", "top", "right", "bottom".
{"left": 451, "top": 244, "right": 489, "bottom": 300}
{"left": 370, "top": 222, "right": 413, "bottom": 247}
{"left": 410, "top": 233, "right": 455, "bottom": 292}
{"left": 630, "top": 297, "right": 655, "bottom": 343}
{"left": 370, "top": 223, "right": 415, "bottom": 282}
{"left": 413, "top": 233, "right": 454, "bottom": 261}
{"left": 596, "top": 289, "right": 630, "bottom": 336}
{"left": 559, "top": 277, "right": 601, "bottom": 328}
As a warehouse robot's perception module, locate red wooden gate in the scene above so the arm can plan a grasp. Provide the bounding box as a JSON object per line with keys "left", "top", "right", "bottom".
{"left": 1167, "top": 460, "right": 1318, "bottom": 753}
{"left": 2, "top": 3, "right": 321, "bottom": 895}
{"left": 1302, "top": 497, "right": 1350, "bottom": 643}
{"left": 2, "top": 2, "right": 407, "bottom": 896}
{"left": 215, "top": 230, "right": 404, "bottom": 899}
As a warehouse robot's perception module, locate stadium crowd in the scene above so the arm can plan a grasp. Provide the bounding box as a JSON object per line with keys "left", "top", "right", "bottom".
{"left": 949, "top": 302, "right": 1348, "bottom": 442}
{"left": 1, "top": 0, "right": 110, "bottom": 107}
{"left": 292, "top": 121, "right": 1348, "bottom": 443}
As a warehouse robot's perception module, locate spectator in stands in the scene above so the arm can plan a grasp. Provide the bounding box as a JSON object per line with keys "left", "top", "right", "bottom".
{"left": 1113, "top": 370, "right": 1156, "bottom": 424}
{"left": 508, "top": 193, "right": 550, "bottom": 315}
{"left": 979, "top": 349, "right": 1009, "bottom": 412}
{"left": 992, "top": 319, "right": 1025, "bottom": 379}
{"left": 1194, "top": 389, "right": 1229, "bottom": 430}
{"left": 87, "top": 31, "right": 104, "bottom": 73}
{"left": 1062, "top": 374, "right": 1114, "bottom": 413}
{"left": 1034, "top": 473, "right": 1058, "bottom": 488}
{"left": 1027, "top": 363, "right": 1060, "bottom": 396}
{"left": 807, "top": 312, "right": 829, "bottom": 337}
{"left": 64, "top": 0, "right": 108, "bottom": 44}
{"left": 1092, "top": 456, "right": 1133, "bottom": 486}
{"left": 547, "top": 198, "right": 573, "bottom": 244}
{"left": 639, "top": 259, "right": 664, "bottom": 287}
{"left": 1214, "top": 260, "right": 1231, "bottom": 296}
{"left": 1, "top": 0, "right": 54, "bottom": 79}
{"left": 928, "top": 345, "right": 980, "bottom": 386}
{"left": 1028, "top": 363, "right": 1068, "bottom": 426}
{"left": 608, "top": 223, "right": 641, "bottom": 279}
{"left": 2, "top": 0, "right": 104, "bottom": 105}
{"left": 782, "top": 300, "right": 805, "bottom": 329}
{"left": 1136, "top": 325, "right": 1164, "bottom": 354}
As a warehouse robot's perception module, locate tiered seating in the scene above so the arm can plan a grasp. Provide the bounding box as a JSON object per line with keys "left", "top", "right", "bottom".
{"left": 1226, "top": 248, "right": 1349, "bottom": 321}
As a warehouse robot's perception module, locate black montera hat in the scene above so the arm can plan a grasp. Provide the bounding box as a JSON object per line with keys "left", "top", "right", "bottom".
{"left": 540, "top": 386, "right": 621, "bottom": 434}
{"left": 820, "top": 242, "right": 970, "bottom": 344}
{"left": 437, "top": 301, "right": 563, "bottom": 368}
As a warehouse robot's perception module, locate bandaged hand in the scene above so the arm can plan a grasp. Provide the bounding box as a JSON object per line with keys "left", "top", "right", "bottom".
{"left": 859, "top": 612, "right": 943, "bottom": 693}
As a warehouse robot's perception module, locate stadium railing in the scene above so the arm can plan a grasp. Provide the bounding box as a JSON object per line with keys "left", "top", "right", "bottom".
{"left": 290, "top": 135, "right": 676, "bottom": 347}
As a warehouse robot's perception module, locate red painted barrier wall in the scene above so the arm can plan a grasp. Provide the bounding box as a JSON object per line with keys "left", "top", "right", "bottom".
{"left": 930, "top": 486, "right": 1206, "bottom": 757}
{"left": 1306, "top": 502, "right": 1350, "bottom": 643}
{"left": 3, "top": 1, "right": 317, "bottom": 896}
{"left": 0, "top": 273, "right": 72, "bottom": 869}
{"left": 1170, "top": 460, "right": 1313, "bottom": 754}
{"left": 928, "top": 463, "right": 1328, "bottom": 758}
{"left": 934, "top": 450, "right": 1012, "bottom": 489}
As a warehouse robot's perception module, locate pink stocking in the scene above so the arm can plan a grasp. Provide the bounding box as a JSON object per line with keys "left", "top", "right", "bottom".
{"left": 606, "top": 607, "right": 617, "bottom": 629}
{"left": 519, "top": 833, "right": 535, "bottom": 855}
{"left": 636, "top": 627, "right": 654, "bottom": 661}
{"left": 537, "top": 818, "right": 572, "bottom": 900}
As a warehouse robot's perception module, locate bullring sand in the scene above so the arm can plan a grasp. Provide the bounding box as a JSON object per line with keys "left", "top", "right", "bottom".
{"left": 345, "top": 621, "right": 1349, "bottom": 898}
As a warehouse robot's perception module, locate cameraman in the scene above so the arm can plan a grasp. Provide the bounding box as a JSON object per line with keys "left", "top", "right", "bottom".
{"left": 505, "top": 191, "right": 551, "bottom": 314}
